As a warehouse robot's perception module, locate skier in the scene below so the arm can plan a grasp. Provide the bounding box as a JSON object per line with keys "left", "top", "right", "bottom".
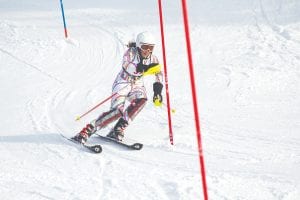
{"left": 72, "top": 31, "right": 163, "bottom": 143}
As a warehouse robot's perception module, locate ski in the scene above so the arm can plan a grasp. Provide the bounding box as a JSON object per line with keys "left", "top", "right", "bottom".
{"left": 60, "top": 133, "right": 102, "bottom": 154}
{"left": 95, "top": 133, "right": 143, "bottom": 150}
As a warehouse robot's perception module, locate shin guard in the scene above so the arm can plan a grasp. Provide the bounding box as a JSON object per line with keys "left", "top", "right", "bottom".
{"left": 95, "top": 107, "right": 122, "bottom": 129}
{"left": 124, "top": 98, "right": 147, "bottom": 122}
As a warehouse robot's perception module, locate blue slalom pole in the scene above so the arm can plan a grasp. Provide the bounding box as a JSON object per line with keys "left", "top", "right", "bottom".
{"left": 59, "top": 0, "right": 68, "bottom": 38}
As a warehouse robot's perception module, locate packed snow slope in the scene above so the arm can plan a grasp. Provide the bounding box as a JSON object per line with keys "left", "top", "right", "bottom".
{"left": 0, "top": 0, "right": 300, "bottom": 199}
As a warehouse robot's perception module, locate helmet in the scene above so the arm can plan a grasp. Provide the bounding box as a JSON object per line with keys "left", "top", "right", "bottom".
{"left": 136, "top": 31, "right": 156, "bottom": 49}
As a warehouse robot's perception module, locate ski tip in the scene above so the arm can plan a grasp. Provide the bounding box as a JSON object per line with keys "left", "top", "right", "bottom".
{"left": 132, "top": 143, "right": 143, "bottom": 150}
{"left": 92, "top": 145, "right": 102, "bottom": 153}
{"left": 75, "top": 116, "right": 81, "bottom": 121}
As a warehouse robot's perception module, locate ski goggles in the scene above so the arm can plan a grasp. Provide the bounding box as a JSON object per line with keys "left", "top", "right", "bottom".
{"left": 140, "top": 44, "right": 155, "bottom": 52}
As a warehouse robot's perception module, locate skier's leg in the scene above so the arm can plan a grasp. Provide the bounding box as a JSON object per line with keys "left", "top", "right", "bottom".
{"left": 93, "top": 82, "right": 131, "bottom": 129}
{"left": 93, "top": 96, "right": 126, "bottom": 129}
{"left": 124, "top": 84, "right": 148, "bottom": 122}
{"left": 124, "top": 98, "right": 147, "bottom": 122}
{"left": 73, "top": 83, "right": 130, "bottom": 143}
{"left": 107, "top": 85, "right": 147, "bottom": 141}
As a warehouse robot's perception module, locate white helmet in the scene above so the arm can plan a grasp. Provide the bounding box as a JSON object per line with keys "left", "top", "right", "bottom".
{"left": 136, "top": 31, "right": 156, "bottom": 49}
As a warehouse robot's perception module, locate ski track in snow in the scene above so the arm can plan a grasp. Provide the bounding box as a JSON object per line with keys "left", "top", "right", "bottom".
{"left": 1, "top": 1, "right": 300, "bottom": 199}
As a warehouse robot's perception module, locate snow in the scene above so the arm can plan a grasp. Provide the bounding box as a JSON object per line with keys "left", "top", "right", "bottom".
{"left": 0, "top": 0, "right": 300, "bottom": 199}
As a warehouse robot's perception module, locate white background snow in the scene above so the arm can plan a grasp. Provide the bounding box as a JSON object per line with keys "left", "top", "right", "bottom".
{"left": 0, "top": 0, "right": 300, "bottom": 199}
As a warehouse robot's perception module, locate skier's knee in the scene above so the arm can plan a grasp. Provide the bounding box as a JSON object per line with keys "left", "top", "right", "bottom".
{"left": 126, "top": 98, "right": 147, "bottom": 121}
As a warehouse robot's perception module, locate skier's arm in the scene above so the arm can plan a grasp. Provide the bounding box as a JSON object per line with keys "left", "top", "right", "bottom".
{"left": 122, "top": 48, "right": 135, "bottom": 70}
{"left": 137, "top": 63, "right": 161, "bottom": 75}
{"left": 153, "top": 81, "right": 163, "bottom": 104}
{"left": 152, "top": 55, "right": 163, "bottom": 104}
{"left": 136, "top": 61, "right": 164, "bottom": 104}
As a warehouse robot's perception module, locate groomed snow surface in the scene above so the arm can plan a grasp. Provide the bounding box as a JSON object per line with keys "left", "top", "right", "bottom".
{"left": 0, "top": 0, "right": 300, "bottom": 199}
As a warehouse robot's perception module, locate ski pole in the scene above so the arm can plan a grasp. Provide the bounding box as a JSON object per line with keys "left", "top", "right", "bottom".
{"left": 75, "top": 93, "right": 117, "bottom": 121}
{"left": 75, "top": 85, "right": 128, "bottom": 121}
{"left": 154, "top": 100, "right": 176, "bottom": 114}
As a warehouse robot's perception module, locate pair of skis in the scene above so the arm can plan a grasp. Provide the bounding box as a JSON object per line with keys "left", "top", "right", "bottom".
{"left": 61, "top": 133, "right": 143, "bottom": 154}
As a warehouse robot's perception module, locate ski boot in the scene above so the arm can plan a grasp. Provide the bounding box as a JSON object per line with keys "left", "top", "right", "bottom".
{"left": 72, "top": 123, "right": 96, "bottom": 144}
{"left": 107, "top": 118, "right": 128, "bottom": 141}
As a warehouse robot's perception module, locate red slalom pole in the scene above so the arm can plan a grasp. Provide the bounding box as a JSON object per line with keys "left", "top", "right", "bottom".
{"left": 181, "top": 0, "right": 208, "bottom": 199}
{"left": 158, "top": 0, "right": 174, "bottom": 145}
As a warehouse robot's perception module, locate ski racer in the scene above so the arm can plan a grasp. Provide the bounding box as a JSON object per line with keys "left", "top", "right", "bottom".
{"left": 72, "top": 31, "right": 164, "bottom": 143}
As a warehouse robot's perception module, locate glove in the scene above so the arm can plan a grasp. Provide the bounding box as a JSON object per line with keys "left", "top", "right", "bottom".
{"left": 153, "top": 82, "right": 163, "bottom": 104}
{"left": 137, "top": 63, "right": 159, "bottom": 74}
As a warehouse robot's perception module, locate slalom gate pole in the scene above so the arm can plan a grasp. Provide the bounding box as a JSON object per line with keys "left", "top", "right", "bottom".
{"left": 181, "top": 0, "right": 208, "bottom": 199}
{"left": 158, "top": 0, "right": 174, "bottom": 145}
{"left": 59, "top": 0, "right": 68, "bottom": 38}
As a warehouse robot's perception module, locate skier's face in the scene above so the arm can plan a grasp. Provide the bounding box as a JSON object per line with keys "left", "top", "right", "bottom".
{"left": 140, "top": 44, "right": 154, "bottom": 58}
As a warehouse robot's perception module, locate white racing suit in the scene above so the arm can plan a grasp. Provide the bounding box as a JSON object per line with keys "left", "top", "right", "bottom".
{"left": 92, "top": 47, "right": 163, "bottom": 132}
